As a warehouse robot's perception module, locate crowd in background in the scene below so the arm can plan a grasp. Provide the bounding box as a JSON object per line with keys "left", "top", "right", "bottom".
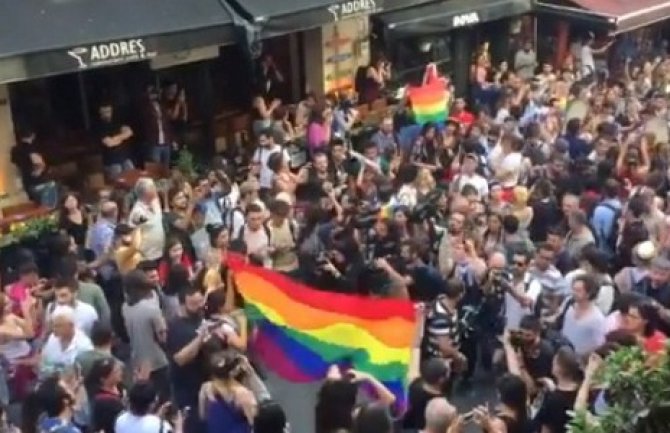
{"left": 3, "top": 30, "right": 670, "bottom": 433}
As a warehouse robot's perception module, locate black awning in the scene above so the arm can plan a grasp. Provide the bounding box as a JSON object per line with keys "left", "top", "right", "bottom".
{"left": 535, "top": 0, "right": 670, "bottom": 34}
{"left": 379, "top": 0, "right": 532, "bottom": 35}
{"left": 226, "top": 0, "right": 439, "bottom": 38}
{"left": 0, "top": 0, "right": 236, "bottom": 82}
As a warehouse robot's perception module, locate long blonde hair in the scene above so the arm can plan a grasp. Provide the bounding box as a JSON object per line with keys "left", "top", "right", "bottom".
{"left": 414, "top": 167, "right": 436, "bottom": 191}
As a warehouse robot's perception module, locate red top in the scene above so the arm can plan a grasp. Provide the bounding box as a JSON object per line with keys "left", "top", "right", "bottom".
{"left": 643, "top": 331, "right": 667, "bottom": 354}
{"left": 450, "top": 111, "right": 475, "bottom": 128}
{"left": 158, "top": 254, "right": 194, "bottom": 286}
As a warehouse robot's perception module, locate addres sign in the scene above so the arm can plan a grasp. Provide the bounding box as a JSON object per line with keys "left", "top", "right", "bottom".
{"left": 327, "top": 0, "right": 378, "bottom": 21}
{"left": 67, "top": 39, "right": 157, "bottom": 69}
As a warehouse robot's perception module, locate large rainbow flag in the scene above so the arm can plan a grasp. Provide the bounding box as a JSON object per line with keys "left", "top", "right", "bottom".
{"left": 406, "top": 63, "right": 450, "bottom": 125}
{"left": 227, "top": 255, "right": 417, "bottom": 407}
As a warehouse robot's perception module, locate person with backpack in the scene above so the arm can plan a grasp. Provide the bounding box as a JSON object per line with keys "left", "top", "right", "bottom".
{"left": 590, "top": 178, "right": 623, "bottom": 257}
{"left": 232, "top": 204, "right": 273, "bottom": 268}
{"left": 265, "top": 199, "right": 299, "bottom": 274}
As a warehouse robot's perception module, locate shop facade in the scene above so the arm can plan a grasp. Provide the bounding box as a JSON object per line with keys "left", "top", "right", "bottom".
{"left": 374, "top": 0, "right": 534, "bottom": 95}
{"left": 534, "top": 0, "right": 670, "bottom": 69}
{"left": 225, "top": 0, "right": 448, "bottom": 98}
{"left": 0, "top": 0, "right": 241, "bottom": 202}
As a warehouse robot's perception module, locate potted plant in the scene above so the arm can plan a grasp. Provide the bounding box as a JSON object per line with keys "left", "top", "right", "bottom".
{"left": 569, "top": 345, "right": 670, "bottom": 433}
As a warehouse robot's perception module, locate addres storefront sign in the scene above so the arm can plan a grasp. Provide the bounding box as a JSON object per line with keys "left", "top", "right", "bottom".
{"left": 67, "top": 39, "right": 157, "bottom": 69}
{"left": 327, "top": 0, "right": 378, "bottom": 21}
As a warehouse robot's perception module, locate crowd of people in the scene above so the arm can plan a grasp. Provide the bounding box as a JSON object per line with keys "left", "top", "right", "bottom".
{"left": 3, "top": 30, "right": 670, "bottom": 433}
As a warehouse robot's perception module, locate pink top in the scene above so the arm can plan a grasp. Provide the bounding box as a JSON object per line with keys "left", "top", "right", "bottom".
{"left": 7, "top": 282, "right": 29, "bottom": 317}
{"left": 307, "top": 122, "right": 329, "bottom": 154}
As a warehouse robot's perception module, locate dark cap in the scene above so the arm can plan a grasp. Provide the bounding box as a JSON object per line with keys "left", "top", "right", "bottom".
{"left": 114, "top": 223, "right": 133, "bottom": 236}
{"left": 420, "top": 358, "right": 449, "bottom": 385}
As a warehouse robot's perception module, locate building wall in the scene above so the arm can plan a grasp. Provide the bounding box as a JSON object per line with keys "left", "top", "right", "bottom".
{"left": 303, "top": 16, "right": 371, "bottom": 97}
{"left": 0, "top": 84, "right": 20, "bottom": 199}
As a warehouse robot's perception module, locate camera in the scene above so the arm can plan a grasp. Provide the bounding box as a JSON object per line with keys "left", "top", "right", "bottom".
{"left": 351, "top": 202, "right": 381, "bottom": 230}
{"left": 509, "top": 329, "right": 526, "bottom": 348}
{"left": 410, "top": 188, "right": 442, "bottom": 222}
{"left": 133, "top": 214, "right": 149, "bottom": 225}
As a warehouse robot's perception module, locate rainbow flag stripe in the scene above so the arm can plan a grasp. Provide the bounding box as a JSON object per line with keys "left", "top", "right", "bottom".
{"left": 407, "top": 80, "right": 449, "bottom": 125}
{"left": 228, "top": 255, "right": 417, "bottom": 406}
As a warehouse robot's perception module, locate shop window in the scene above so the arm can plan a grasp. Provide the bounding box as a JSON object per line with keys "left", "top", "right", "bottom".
{"left": 391, "top": 35, "right": 451, "bottom": 86}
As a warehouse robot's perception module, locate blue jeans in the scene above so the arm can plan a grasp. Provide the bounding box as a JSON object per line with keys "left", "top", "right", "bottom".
{"left": 31, "top": 181, "right": 59, "bottom": 208}
{"left": 105, "top": 159, "right": 134, "bottom": 179}
{"left": 151, "top": 144, "right": 171, "bottom": 165}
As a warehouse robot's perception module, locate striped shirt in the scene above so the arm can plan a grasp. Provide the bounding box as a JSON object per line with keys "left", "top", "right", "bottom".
{"left": 423, "top": 296, "right": 460, "bottom": 359}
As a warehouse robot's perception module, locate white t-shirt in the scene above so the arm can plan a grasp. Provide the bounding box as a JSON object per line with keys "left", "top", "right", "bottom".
{"left": 41, "top": 329, "right": 93, "bottom": 369}
{"left": 46, "top": 301, "right": 99, "bottom": 335}
{"left": 453, "top": 173, "right": 489, "bottom": 199}
{"left": 505, "top": 274, "right": 542, "bottom": 330}
{"left": 499, "top": 152, "right": 523, "bottom": 188}
{"left": 115, "top": 412, "right": 172, "bottom": 433}
{"left": 242, "top": 226, "right": 271, "bottom": 267}
{"left": 580, "top": 45, "right": 595, "bottom": 76}
{"left": 129, "top": 198, "right": 166, "bottom": 261}
{"left": 253, "top": 145, "right": 290, "bottom": 189}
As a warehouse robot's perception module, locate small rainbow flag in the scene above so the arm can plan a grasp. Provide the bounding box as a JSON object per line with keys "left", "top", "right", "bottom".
{"left": 228, "top": 255, "right": 417, "bottom": 407}
{"left": 406, "top": 63, "right": 450, "bottom": 125}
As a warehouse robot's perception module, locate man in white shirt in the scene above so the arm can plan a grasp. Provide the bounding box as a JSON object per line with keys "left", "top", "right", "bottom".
{"left": 580, "top": 34, "right": 614, "bottom": 80}
{"left": 45, "top": 278, "right": 99, "bottom": 336}
{"left": 451, "top": 153, "right": 488, "bottom": 199}
{"left": 115, "top": 382, "right": 178, "bottom": 433}
{"left": 237, "top": 203, "right": 271, "bottom": 267}
{"left": 129, "top": 177, "right": 165, "bottom": 261}
{"left": 514, "top": 41, "right": 537, "bottom": 81}
{"left": 251, "top": 130, "right": 290, "bottom": 195}
{"left": 41, "top": 306, "right": 93, "bottom": 374}
{"left": 506, "top": 251, "right": 542, "bottom": 330}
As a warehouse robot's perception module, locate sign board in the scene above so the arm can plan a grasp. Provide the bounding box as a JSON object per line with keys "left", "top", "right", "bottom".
{"left": 67, "top": 39, "right": 157, "bottom": 69}
{"left": 327, "top": 0, "right": 378, "bottom": 21}
{"left": 452, "top": 12, "right": 480, "bottom": 28}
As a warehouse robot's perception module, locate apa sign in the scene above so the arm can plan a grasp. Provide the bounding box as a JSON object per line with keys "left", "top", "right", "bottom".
{"left": 452, "top": 12, "right": 480, "bottom": 28}
{"left": 327, "top": 0, "right": 378, "bottom": 21}
{"left": 67, "top": 39, "right": 157, "bottom": 69}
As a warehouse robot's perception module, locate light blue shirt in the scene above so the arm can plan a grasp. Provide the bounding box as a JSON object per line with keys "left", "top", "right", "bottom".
{"left": 591, "top": 199, "right": 621, "bottom": 251}
{"left": 89, "top": 219, "right": 115, "bottom": 259}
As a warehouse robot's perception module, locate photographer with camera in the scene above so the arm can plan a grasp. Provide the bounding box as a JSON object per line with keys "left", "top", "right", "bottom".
{"left": 471, "top": 252, "right": 514, "bottom": 374}
{"left": 314, "top": 227, "right": 364, "bottom": 294}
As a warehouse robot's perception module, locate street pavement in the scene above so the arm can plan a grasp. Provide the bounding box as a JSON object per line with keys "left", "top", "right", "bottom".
{"left": 265, "top": 369, "right": 498, "bottom": 433}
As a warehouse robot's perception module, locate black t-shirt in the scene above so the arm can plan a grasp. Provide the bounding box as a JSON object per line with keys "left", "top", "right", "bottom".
{"left": 92, "top": 389, "right": 125, "bottom": 433}
{"left": 10, "top": 141, "right": 44, "bottom": 188}
{"left": 97, "top": 120, "right": 128, "bottom": 165}
{"left": 166, "top": 316, "right": 208, "bottom": 407}
{"left": 296, "top": 168, "right": 334, "bottom": 201}
{"left": 534, "top": 388, "right": 579, "bottom": 433}
{"left": 500, "top": 414, "right": 532, "bottom": 433}
{"left": 402, "top": 379, "right": 442, "bottom": 430}
{"left": 522, "top": 339, "right": 554, "bottom": 380}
